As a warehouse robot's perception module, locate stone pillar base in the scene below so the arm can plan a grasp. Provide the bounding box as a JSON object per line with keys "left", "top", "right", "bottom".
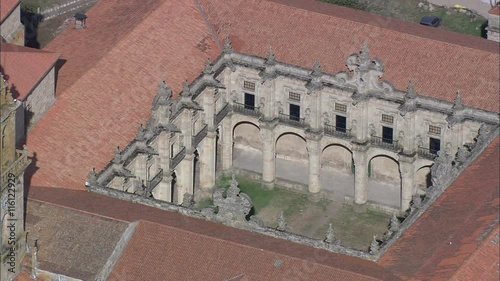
{"left": 353, "top": 203, "right": 367, "bottom": 213}
{"left": 308, "top": 192, "right": 322, "bottom": 203}
{"left": 261, "top": 180, "right": 275, "bottom": 190}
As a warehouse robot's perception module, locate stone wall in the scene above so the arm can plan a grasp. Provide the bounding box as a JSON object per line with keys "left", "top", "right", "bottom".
{"left": 487, "top": 10, "right": 500, "bottom": 42}
{"left": 39, "top": 0, "right": 99, "bottom": 21}
{"left": 321, "top": 145, "right": 352, "bottom": 173}
{"left": 0, "top": 5, "right": 24, "bottom": 45}
{"left": 24, "top": 67, "right": 56, "bottom": 128}
{"left": 370, "top": 156, "right": 400, "bottom": 184}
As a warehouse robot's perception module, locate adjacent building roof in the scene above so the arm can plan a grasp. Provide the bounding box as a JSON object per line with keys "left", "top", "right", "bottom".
{"left": 200, "top": 0, "right": 499, "bottom": 112}
{"left": 26, "top": 0, "right": 219, "bottom": 190}
{"left": 0, "top": 43, "right": 60, "bottom": 100}
{"left": 451, "top": 224, "right": 500, "bottom": 281}
{"left": 0, "top": 0, "right": 20, "bottom": 22}
{"left": 24, "top": 199, "right": 130, "bottom": 280}
{"left": 26, "top": 187, "right": 400, "bottom": 281}
{"left": 378, "top": 137, "right": 500, "bottom": 280}
{"left": 108, "top": 220, "right": 396, "bottom": 281}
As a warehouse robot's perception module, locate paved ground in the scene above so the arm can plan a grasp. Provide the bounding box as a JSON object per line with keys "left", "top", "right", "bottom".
{"left": 233, "top": 148, "right": 401, "bottom": 208}
{"left": 426, "top": 0, "right": 495, "bottom": 17}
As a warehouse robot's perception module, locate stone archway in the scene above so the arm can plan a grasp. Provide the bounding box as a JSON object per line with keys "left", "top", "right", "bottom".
{"left": 367, "top": 155, "right": 401, "bottom": 208}
{"left": 320, "top": 144, "right": 353, "bottom": 200}
{"left": 415, "top": 165, "right": 432, "bottom": 195}
{"left": 275, "top": 132, "right": 308, "bottom": 185}
{"left": 232, "top": 121, "right": 263, "bottom": 173}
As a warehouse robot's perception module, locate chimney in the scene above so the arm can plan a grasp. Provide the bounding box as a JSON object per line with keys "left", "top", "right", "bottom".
{"left": 486, "top": 3, "right": 500, "bottom": 42}
{"left": 74, "top": 13, "right": 88, "bottom": 29}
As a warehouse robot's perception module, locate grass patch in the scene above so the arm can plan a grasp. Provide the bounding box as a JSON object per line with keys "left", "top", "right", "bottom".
{"left": 320, "top": 0, "right": 486, "bottom": 37}
{"left": 21, "top": 0, "right": 60, "bottom": 11}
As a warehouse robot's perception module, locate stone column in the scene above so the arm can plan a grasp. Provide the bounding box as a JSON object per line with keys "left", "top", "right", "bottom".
{"left": 221, "top": 116, "right": 233, "bottom": 172}
{"left": 260, "top": 122, "right": 276, "bottom": 189}
{"left": 199, "top": 130, "right": 217, "bottom": 191}
{"left": 399, "top": 157, "right": 415, "bottom": 211}
{"left": 352, "top": 146, "right": 368, "bottom": 207}
{"left": 176, "top": 151, "right": 194, "bottom": 203}
{"left": 153, "top": 176, "right": 173, "bottom": 202}
{"left": 306, "top": 132, "right": 322, "bottom": 194}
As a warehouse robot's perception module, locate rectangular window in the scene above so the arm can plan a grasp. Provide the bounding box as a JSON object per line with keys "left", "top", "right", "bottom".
{"left": 336, "top": 115, "right": 347, "bottom": 133}
{"left": 382, "top": 126, "right": 394, "bottom": 144}
{"left": 243, "top": 81, "right": 255, "bottom": 91}
{"left": 244, "top": 93, "right": 255, "bottom": 110}
{"left": 429, "top": 137, "right": 441, "bottom": 154}
{"left": 335, "top": 103, "right": 347, "bottom": 113}
{"left": 289, "top": 92, "right": 301, "bottom": 101}
{"left": 170, "top": 143, "right": 174, "bottom": 157}
{"left": 381, "top": 114, "right": 394, "bottom": 124}
{"left": 289, "top": 104, "right": 300, "bottom": 121}
{"left": 429, "top": 125, "right": 441, "bottom": 135}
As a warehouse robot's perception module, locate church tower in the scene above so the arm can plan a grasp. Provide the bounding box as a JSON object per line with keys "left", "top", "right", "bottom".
{"left": 0, "top": 74, "right": 30, "bottom": 280}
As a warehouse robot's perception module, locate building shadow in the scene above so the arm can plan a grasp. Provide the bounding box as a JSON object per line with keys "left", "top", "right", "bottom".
{"left": 480, "top": 20, "right": 489, "bottom": 39}
{"left": 21, "top": 8, "right": 44, "bottom": 48}
{"left": 24, "top": 152, "right": 39, "bottom": 199}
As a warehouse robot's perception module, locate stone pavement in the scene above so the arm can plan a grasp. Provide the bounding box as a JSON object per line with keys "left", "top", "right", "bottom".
{"left": 233, "top": 148, "right": 401, "bottom": 208}
{"left": 426, "top": 0, "right": 496, "bottom": 17}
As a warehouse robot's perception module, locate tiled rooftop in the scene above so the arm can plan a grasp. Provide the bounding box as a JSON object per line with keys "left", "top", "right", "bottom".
{"left": 379, "top": 137, "right": 500, "bottom": 280}
{"left": 0, "top": 0, "right": 19, "bottom": 22}
{"left": 26, "top": 187, "right": 400, "bottom": 281}
{"left": 0, "top": 43, "right": 59, "bottom": 100}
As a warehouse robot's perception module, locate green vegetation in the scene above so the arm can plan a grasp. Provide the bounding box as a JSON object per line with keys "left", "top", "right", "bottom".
{"left": 21, "top": 0, "right": 59, "bottom": 12}
{"left": 320, "top": 0, "right": 486, "bottom": 37}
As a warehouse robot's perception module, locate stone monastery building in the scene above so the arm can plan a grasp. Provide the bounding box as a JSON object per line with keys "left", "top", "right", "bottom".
{"left": 1, "top": 0, "right": 498, "bottom": 280}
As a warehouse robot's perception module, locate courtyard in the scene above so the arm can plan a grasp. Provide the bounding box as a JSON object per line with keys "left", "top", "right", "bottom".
{"left": 198, "top": 176, "right": 393, "bottom": 251}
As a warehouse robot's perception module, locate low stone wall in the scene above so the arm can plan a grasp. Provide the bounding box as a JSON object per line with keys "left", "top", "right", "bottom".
{"left": 39, "top": 0, "right": 98, "bottom": 21}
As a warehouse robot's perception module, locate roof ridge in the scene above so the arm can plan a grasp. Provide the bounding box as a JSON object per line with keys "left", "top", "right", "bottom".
{"left": 266, "top": 0, "right": 499, "bottom": 54}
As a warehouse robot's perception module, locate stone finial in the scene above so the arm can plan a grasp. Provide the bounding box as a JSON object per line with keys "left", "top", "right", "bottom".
{"left": 266, "top": 46, "right": 276, "bottom": 64}
{"left": 227, "top": 175, "right": 240, "bottom": 197}
{"left": 181, "top": 193, "right": 194, "bottom": 208}
{"left": 412, "top": 194, "right": 422, "bottom": 208}
{"left": 360, "top": 41, "right": 370, "bottom": 63}
{"left": 324, "top": 223, "right": 340, "bottom": 245}
{"left": 430, "top": 150, "right": 454, "bottom": 188}
{"left": 277, "top": 211, "right": 287, "bottom": 231}
{"left": 389, "top": 213, "right": 400, "bottom": 232}
{"left": 152, "top": 79, "right": 172, "bottom": 109}
{"left": 382, "top": 229, "right": 393, "bottom": 241}
{"left": 406, "top": 80, "right": 416, "bottom": 98}
{"left": 369, "top": 235, "right": 380, "bottom": 255}
{"left": 112, "top": 146, "right": 122, "bottom": 164}
{"left": 87, "top": 167, "right": 98, "bottom": 185}
{"left": 400, "top": 80, "right": 418, "bottom": 116}
{"left": 311, "top": 59, "right": 322, "bottom": 77}
{"left": 180, "top": 80, "right": 191, "bottom": 97}
{"left": 203, "top": 58, "right": 214, "bottom": 75}
{"left": 212, "top": 176, "right": 253, "bottom": 223}
{"left": 0, "top": 73, "right": 14, "bottom": 107}
{"left": 136, "top": 123, "right": 145, "bottom": 141}
{"left": 452, "top": 91, "right": 464, "bottom": 111}
{"left": 223, "top": 36, "right": 233, "bottom": 53}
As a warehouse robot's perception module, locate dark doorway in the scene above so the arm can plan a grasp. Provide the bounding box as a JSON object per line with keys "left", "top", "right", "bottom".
{"left": 429, "top": 137, "right": 441, "bottom": 154}
{"left": 289, "top": 104, "right": 300, "bottom": 121}
{"left": 171, "top": 173, "right": 177, "bottom": 203}
{"left": 244, "top": 93, "right": 255, "bottom": 110}
{"left": 336, "top": 115, "right": 347, "bottom": 132}
{"left": 382, "top": 126, "right": 393, "bottom": 144}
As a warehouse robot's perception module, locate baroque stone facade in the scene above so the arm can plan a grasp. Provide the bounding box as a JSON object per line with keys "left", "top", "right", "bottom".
{"left": 88, "top": 41, "right": 499, "bottom": 213}
{"left": 0, "top": 75, "right": 30, "bottom": 280}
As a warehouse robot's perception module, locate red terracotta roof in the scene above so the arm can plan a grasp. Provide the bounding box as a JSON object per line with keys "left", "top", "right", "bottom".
{"left": 199, "top": 0, "right": 499, "bottom": 112}
{"left": 26, "top": 186, "right": 400, "bottom": 281}
{"left": 0, "top": 0, "right": 19, "bottom": 22}
{"left": 451, "top": 224, "right": 500, "bottom": 281}
{"left": 27, "top": 0, "right": 220, "bottom": 190}
{"left": 0, "top": 43, "right": 60, "bottom": 100}
{"left": 489, "top": 4, "right": 500, "bottom": 15}
{"left": 109, "top": 220, "right": 393, "bottom": 281}
{"left": 378, "top": 137, "right": 500, "bottom": 280}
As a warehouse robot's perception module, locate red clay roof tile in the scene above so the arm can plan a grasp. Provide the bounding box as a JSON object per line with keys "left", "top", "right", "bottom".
{"left": 26, "top": 0, "right": 220, "bottom": 190}
{"left": 26, "top": 187, "right": 400, "bottom": 281}
{"left": 0, "top": 0, "right": 19, "bottom": 22}
{"left": 0, "top": 43, "right": 60, "bottom": 100}
{"left": 199, "top": 0, "right": 499, "bottom": 112}
{"left": 378, "top": 137, "right": 500, "bottom": 280}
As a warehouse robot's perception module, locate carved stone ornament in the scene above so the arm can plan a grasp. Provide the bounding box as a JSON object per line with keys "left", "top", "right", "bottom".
{"left": 399, "top": 81, "right": 418, "bottom": 116}
{"left": 213, "top": 175, "right": 253, "bottom": 223}
{"left": 151, "top": 79, "right": 172, "bottom": 110}
{"left": 181, "top": 193, "right": 194, "bottom": 208}
{"left": 369, "top": 235, "right": 380, "bottom": 255}
{"left": 259, "top": 97, "right": 266, "bottom": 110}
{"left": 223, "top": 36, "right": 233, "bottom": 54}
{"left": 305, "top": 60, "right": 324, "bottom": 93}
{"left": 88, "top": 167, "right": 98, "bottom": 185}
{"left": 345, "top": 42, "right": 393, "bottom": 96}
{"left": 277, "top": 211, "right": 287, "bottom": 231}
{"left": 446, "top": 91, "right": 466, "bottom": 128}
{"left": 180, "top": 80, "right": 192, "bottom": 98}
{"left": 322, "top": 112, "right": 330, "bottom": 125}
{"left": 389, "top": 213, "right": 400, "bottom": 232}
{"left": 351, "top": 119, "right": 358, "bottom": 137}
{"left": 324, "top": 223, "right": 340, "bottom": 245}
{"left": 136, "top": 123, "right": 146, "bottom": 141}
{"left": 203, "top": 58, "right": 214, "bottom": 75}
{"left": 430, "top": 150, "right": 454, "bottom": 188}
{"left": 112, "top": 146, "right": 122, "bottom": 164}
